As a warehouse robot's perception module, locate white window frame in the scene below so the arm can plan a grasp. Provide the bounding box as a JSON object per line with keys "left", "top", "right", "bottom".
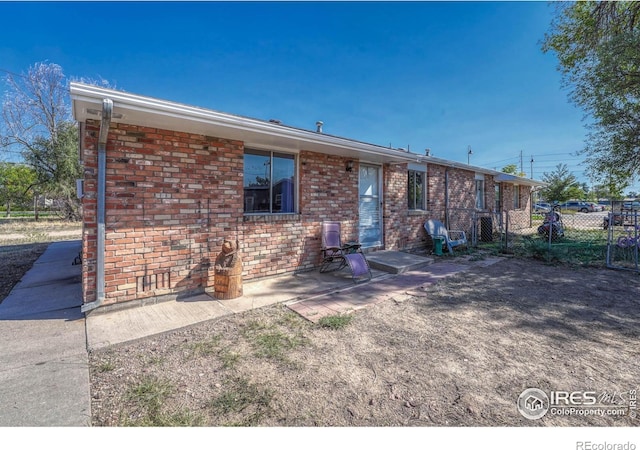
{"left": 408, "top": 163, "right": 427, "bottom": 211}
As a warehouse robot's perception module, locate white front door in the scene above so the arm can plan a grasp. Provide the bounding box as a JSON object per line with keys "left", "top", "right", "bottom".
{"left": 359, "top": 164, "right": 382, "bottom": 247}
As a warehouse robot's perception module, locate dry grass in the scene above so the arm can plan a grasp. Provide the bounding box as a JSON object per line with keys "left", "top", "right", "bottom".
{"left": 0, "top": 218, "right": 81, "bottom": 245}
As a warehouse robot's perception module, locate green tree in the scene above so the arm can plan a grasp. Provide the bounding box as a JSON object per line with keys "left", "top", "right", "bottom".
{"left": 540, "top": 163, "right": 585, "bottom": 203}
{"left": 0, "top": 62, "right": 81, "bottom": 220}
{"left": 25, "top": 121, "right": 81, "bottom": 220}
{"left": 0, "top": 162, "right": 37, "bottom": 216}
{"left": 542, "top": 2, "right": 640, "bottom": 189}
{"left": 591, "top": 178, "right": 626, "bottom": 201}
{"left": 501, "top": 164, "right": 526, "bottom": 177}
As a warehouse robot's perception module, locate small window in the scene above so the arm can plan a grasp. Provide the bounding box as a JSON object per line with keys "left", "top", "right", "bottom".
{"left": 495, "top": 184, "right": 502, "bottom": 211}
{"left": 408, "top": 169, "right": 427, "bottom": 210}
{"left": 244, "top": 149, "right": 296, "bottom": 213}
{"left": 514, "top": 185, "right": 521, "bottom": 209}
{"left": 475, "top": 174, "right": 485, "bottom": 209}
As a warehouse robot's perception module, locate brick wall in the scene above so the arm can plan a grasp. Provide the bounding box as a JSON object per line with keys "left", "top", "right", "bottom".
{"left": 383, "top": 163, "right": 409, "bottom": 250}
{"left": 425, "top": 165, "right": 498, "bottom": 237}
{"left": 501, "top": 183, "right": 533, "bottom": 230}
{"left": 383, "top": 163, "right": 432, "bottom": 251}
{"left": 242, "top": 151, "right": 359, "bottom": 278}
{"left": 381, "top": 163, "right": 499, "bottom": 251}
{"left": 81, "top": 123, "right": 363, "bottom": 307}
{"left": 81, "top": 120, "right": 244, "bottom": 307}
{"left": 80, "top": 119, "right": 528, "bottom": 308}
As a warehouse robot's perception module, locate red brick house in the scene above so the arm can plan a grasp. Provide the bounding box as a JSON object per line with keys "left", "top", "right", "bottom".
{"left": 70, "top": 83, "right": 541, "bottom": 312}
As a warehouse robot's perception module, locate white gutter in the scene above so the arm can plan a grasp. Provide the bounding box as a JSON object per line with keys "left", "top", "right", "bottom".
{"left": 81, "top": 98, "right": 112, "bottom": 314}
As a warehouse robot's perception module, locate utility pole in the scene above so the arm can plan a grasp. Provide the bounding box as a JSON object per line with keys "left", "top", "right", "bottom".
{"left": 520, "top": 150, "right": 523, "bottom": 175}
{"left": 530, "top": 156, "right": 534, "bottom": 179}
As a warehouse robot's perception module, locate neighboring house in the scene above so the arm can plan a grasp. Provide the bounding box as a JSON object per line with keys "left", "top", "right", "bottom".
{"left": 70, "top": 83, "right": 542, "bottom": 311}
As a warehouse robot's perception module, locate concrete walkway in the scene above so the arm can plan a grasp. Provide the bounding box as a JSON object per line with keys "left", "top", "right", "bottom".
{"left": 0, "top": 240, "right": 88, "bottom": 426}
{"left": 85, "top": 265, "right": 386, "bottom": 350}
{"left": 0, "top": 241, "right": 503, "bottom": 426}
{"left": 288, "top": 261, "right": 472, "bottom": 322}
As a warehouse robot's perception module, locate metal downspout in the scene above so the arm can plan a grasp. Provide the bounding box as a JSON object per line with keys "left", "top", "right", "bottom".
{"left": 81, "top": 98, "right": 112, "bottom": 313}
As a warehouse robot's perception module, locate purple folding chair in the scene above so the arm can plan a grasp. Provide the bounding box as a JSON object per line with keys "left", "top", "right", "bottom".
{"left": 319, "top": 221, "right": 372, "bottom": 282}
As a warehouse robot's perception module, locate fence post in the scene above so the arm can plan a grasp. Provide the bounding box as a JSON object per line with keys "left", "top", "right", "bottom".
{"left": 547, "top": 211, "right": 554, "bottom": 262}
{"left": 504, "top": 211, "right": 509, "bottom": 250}
{"left": 472, "top": 211, "right": 477, "bottom": 247}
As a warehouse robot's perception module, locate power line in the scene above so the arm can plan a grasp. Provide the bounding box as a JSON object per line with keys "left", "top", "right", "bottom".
{"left": 482, "top": 156, "right": 520, "bottom": 166}
{"left": 0, "top": 67, "right": 24, "bottom": 78}
{"left": 482, "top": 152, "right": 581, "bottom": 167}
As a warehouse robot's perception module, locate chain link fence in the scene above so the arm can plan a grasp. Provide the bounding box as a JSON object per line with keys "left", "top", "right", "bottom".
{"left": 606, "top": 211, "right": 640, "bottom": 272}
{"left": 445, "top": 206, "right": 639, "bottom": 272}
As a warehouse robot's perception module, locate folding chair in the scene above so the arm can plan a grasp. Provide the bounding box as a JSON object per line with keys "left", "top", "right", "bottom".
{"left": 319, "top": 221, "right": 372, "bottom": 282}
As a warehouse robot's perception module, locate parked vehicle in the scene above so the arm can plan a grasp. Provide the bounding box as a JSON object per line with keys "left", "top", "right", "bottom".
{"left": 622, "top": 201, "right": 640, "bottom": 211}
{"left": 556, "top": 201, "right": 595, "bottom": 213}
{"left": 534, "top": 202, "right": 551, "bottom": 213}
{"left": 586, "top": 202, "right": 604, "bottom": 212}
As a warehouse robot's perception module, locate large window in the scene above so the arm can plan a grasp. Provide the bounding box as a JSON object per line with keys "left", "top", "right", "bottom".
{"left": 475, "top": 174, "right": 485, "bottom": 210}
{"left": 408, "top": 167, "right": 427, "bottom": 210}
{"left": 244, "top": 149, "right": 296, "bottom": 213}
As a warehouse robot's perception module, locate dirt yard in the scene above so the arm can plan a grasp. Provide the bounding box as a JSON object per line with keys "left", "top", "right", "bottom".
{"left": 89, "top": 257, "right": 640, "bottom": 427}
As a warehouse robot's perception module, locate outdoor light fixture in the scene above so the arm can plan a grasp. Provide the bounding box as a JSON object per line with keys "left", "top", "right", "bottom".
{"left": 346, "top": 160, "right": 354, "bottom": 172}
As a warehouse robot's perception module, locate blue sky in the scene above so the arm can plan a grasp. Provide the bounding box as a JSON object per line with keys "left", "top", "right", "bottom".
{"left": 1, "top": 1, "right": 635, "bottom": 192}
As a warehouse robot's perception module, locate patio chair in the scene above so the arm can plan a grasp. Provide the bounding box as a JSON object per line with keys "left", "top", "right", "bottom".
{"left": 319, "top": 221, "right": 372, "bottom": 282}
{"left": 424, "top": 219, "right": 468, "bottom": 254}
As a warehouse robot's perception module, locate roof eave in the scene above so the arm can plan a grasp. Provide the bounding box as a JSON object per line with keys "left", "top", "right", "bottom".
{"left": 69, "top": 83, "right": 549, "bottom": 185}
{"left": 69, "top": 82, "right": 419, "bottom": 165}
{"left": 494, "top": 173, "right": 546, "bottom": 187}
